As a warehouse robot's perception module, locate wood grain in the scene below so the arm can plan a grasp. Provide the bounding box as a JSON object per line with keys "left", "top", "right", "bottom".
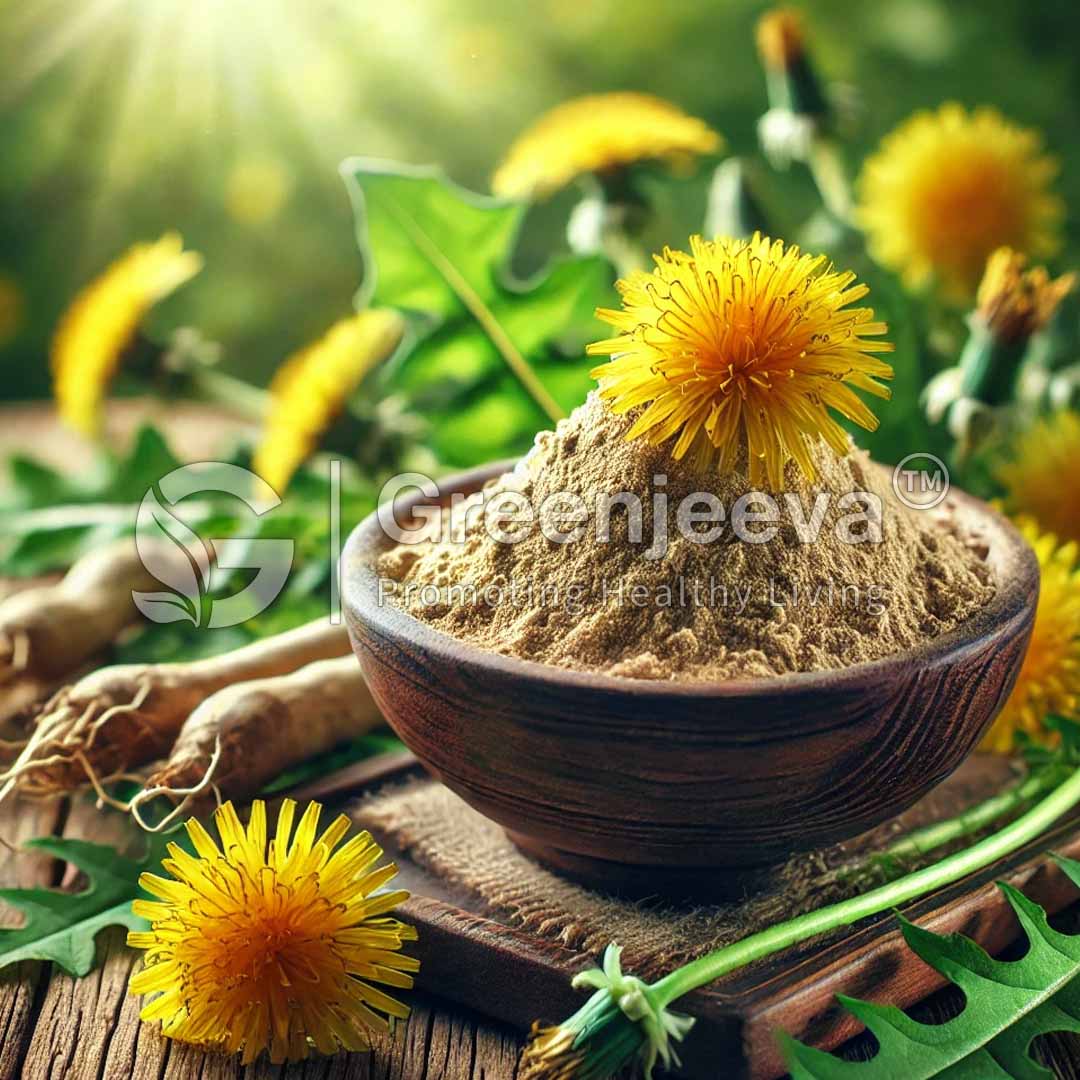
{"left": 343, "top": 460, "right": 1039, "bottom": 897}
{"left": 0, "top": 793, "right": 525, "bottom": 1080}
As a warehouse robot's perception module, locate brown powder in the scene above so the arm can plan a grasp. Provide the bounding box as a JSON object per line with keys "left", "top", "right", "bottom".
{"left": 378, "top": 393, "right": 994, "bottom": 681}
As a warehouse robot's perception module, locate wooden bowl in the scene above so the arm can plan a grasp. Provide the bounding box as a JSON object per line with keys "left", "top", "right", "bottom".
{"left": 343, "top": 461, "right": 1038, "bottom": 899}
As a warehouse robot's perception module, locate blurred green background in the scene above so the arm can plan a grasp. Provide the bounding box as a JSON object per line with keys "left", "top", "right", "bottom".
{"left": 0, "top": 0, "right": 1077, "bottom": 401}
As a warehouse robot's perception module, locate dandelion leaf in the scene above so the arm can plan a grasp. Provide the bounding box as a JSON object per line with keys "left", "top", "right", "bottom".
{"left": 341, "top": 158, "right": 613, "bottom": 466}
{"left": 781, "top": 854, "right": 1080, "bottom": 1079}
{"left": 0, "top": 831, "right": 174, "bottom": 976}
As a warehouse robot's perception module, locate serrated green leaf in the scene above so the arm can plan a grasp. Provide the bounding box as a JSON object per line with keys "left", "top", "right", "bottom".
{"left": 341, "top": 158, "right": 614, "bottom": 466}
{"left": 6, "top": 455, "right": 79, "bottom": 509}
{"left": 99, "top": 425, "right": 182, "bottom": 502}
{"left": 782, "top": 855, "right": 1080, "bottom": 1080}
{"left": 0, "top": 830, "right": 178, "bottom": 976}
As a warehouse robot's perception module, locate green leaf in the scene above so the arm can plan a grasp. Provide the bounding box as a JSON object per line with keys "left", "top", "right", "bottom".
{"left": 6, "top": 456, "right": 80, "bottom": 509}
{"left": 781, "top": 855, "right": 1080, "bottom": 1079}
{"left": 0, "top": 831, "right": 177, "bottom": 976}
{"left": 99, "top": 425, "right": 183, "bottom": 503}
{"left": 341, "top": 159, "right": 614, "bottom": 466}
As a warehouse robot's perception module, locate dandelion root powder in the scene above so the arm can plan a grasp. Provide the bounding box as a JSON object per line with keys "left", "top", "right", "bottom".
{"left": 379, "top": 394, "right": 994, "bottom": 681}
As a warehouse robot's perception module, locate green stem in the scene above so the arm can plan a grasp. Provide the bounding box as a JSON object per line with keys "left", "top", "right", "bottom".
{"left": 653, "top": 764, "right": 1080, "bottom": 1008}
{"left": 880, "top": 765, "right": 1066, "bottom": 864}
{"left": 807, "top": 136, "right": 852, "bottom": 222}
{"left": 186, "top": 366, "right": 269, "bottom": 422}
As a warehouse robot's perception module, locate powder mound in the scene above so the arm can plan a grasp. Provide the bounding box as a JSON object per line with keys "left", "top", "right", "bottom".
{"left": 379, "top": 393, "right": 995, "bottom": 681}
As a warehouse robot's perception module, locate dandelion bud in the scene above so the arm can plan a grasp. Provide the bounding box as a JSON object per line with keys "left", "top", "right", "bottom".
{"left": 755, "top": 8, "right": 828, "bottom": 118}
{"left": 756, "top": 8, "right": 830, "bottom": 167}
{"left": 953, "top": 248, "right": 1075, "bottom": 410}
{"left": 976, "top": 247, "right": 1075, "bottom": 346}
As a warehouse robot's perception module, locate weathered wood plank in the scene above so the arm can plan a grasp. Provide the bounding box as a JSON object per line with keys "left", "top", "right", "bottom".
{"left": 21, "top": 794, "right": 145, "bottom": 1080}
{"left": 0, "top": 796, "right": 66, "bottom": 1080}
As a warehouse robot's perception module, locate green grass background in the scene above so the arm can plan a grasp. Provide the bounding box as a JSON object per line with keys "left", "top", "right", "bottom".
{"left": 0, "top": 0, "right": 1076, "bottom": 401}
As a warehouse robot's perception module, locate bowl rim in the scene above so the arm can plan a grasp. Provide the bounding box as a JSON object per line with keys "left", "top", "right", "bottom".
{"left": 343, "top": 458, "right": 1038, "bottom": 700}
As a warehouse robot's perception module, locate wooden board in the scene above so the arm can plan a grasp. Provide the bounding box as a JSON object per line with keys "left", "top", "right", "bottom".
{"left": 311, "top": 752, "right": 1080, "bottom": 1080}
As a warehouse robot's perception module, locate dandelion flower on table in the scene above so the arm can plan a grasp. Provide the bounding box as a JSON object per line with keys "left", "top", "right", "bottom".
{"left": 51, "top": 232, "right": 202, "bottom": 436}
{"left": 127, "top": 799, "right": 419, "bottom": 1065}
{"left": 999, "top": 412, "right": 1080, "bottom": 545}
{"left": 252, "top": 308, "right": 405, "bottom": 493}
{"left": 980, "top": 522, "right": 1080, "bottom": 753}
{"left": 491, "top": 92, "right": 722, "bottom": 200}
{"left": 856, "top": 104, "right": 1063, "bottom": 299}
{"left": 587, "top": 232, "right": 894, "bottom": 490}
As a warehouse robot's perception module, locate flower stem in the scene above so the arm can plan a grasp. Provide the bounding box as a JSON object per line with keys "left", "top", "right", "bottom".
{"left": 652, "top": 764, "right": 1080, "bottom": 1008}
{"left": 879, "top": 765, "right": 1066, "bottom": 864}
{"left": 186, "top": 365, "right": 269, "bottom": 422}
{"left": 807, "top": 136, "right": 852, "bottom": 222}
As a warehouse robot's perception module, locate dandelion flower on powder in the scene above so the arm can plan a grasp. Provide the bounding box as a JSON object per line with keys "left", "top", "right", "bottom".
{"left": 980, "top": 522, "right": 1080, "bottom": 752}
{"left": 491, "top": 93, "right": 722, "bottom": 200}
{"left": 51, "top": 233, "right": 202, "bottom": 436}
{"left": 856, "top": 104, "right": 1063, "bottom": 298}
{"left": 587, "top": 232, "right": 894, "bottom": 490}
{"left": 999, "top": 411, "right": 1080, "bottom": 544}
{"left": 253, "top": 309, "right": 405, "bottom": 493}
{"left": 127, "top": 799, "right": 419, "bottom": 1065}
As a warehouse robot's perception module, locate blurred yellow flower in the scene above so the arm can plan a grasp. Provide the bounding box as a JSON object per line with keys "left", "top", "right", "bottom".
{"left": 128, "top": 799, "right": 418, "bottom": 1065}
{"left": 999, "top": 411, "right": 1080, "bottom": 544}
{"left": 51, "top": 233, "right": 202, "bottom": 436}
{"left": 980, "top": 521, "right": 1080, "bottom": 752}
{"left": 856, "top": 104, "right": 1063, "bottom": 298}
{"left": 225, "top": 157, "right": 294, "bottom": 226}
{"left": 253, "top": 309, "right": 405, "bottom": 492}
{"left": 588, "top": 233, "right": 893, "bottom": 489}
{"left": 975, "top": 247, "right": 1075, "bottom": 344}
{"left": 492, "top": 92, "right": 722, "bottom": 200}
{"left": 0, "top": 275, "right": 24, "bottom": 346}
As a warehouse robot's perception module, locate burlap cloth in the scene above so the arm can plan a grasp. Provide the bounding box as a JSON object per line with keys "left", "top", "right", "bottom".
{"left": 353, "top": 758, "right": 1014, "bottom": 981}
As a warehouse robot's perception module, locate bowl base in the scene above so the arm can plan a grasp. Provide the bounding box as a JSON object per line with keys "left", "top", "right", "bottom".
{"left": 506, "top": 830, "right": 790, "bottom": 903}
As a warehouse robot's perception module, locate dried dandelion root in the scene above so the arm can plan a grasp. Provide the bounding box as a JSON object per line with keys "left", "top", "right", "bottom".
{"left": 0, "top": 619, "right": 351, "bottom": 803}
{"left": 131, "top": 654, "right": 381, "bottom": 829}
{"left": 0, "top": 538, "right": 192, "bottom": 695}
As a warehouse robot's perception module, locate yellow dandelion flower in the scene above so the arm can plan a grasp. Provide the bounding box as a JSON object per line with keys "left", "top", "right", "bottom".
{"left": 51, "top": 233, "right": 202, "bottom": 437}
{"left": 128, "top": 799, "right": 419, "bottom": 1065}
{"left": 980, "top": 522, "right": 1080, "bottom": 752}
{"left": 999, "top": 411, "right": 1080, "bottom": 544}
{"left": 253, "top": 309, "right": 405, "bottom": 493}
{"left": 491, "top": 92, "right": 723, "bottom": 200}
{"left": 586, "top": 232, "right": 894, "bottom": 489}
{"left": 856, "top": 104, "right": 1063, "bottom": 299}
{"left": 975, "top": 247, "right": 1075, "bottom": 345}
